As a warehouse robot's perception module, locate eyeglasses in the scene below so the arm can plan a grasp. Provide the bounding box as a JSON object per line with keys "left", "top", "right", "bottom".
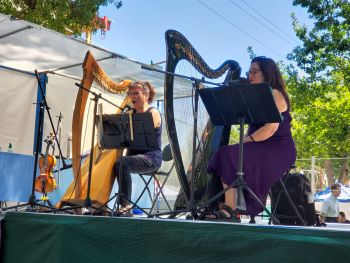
{"left": 246, "top": 69, "right": 261, "bottom": 77}
{"left": 127, "top": 91, "right": 143, "bottom": 96}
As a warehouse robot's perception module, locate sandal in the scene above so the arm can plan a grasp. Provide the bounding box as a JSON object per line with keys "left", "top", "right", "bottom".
{"left": 116, "top": 205, "right": 133, "bottom": 217}
{"left": 205, "top": 204, "right": 241, "bottom": 223}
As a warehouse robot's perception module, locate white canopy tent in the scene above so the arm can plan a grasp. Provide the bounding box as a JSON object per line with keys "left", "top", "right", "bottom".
{"left": 0, "top": 13, "right": 195, "bottom": 156}
{"left": 0, "top": 14, "right": 207, "bottom": 205}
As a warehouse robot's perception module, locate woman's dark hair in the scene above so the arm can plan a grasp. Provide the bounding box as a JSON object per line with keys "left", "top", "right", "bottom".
{"left": 251, "top": 56, "right": 289, "bottom": 103}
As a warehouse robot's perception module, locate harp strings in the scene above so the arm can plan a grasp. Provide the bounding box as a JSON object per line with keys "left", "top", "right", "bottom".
{"left": 91, "top": 59, "right": 129, "bottom": 94}
{"left": 173, "top": 60, "right": 210, "bottom": 175}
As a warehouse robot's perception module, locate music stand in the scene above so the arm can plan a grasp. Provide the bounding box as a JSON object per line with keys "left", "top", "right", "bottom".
{"left": 197, "top": 82, "right": 282, "bottom": 224}
{"left": 97, "top": 112, "right": 158, "bottom": 216}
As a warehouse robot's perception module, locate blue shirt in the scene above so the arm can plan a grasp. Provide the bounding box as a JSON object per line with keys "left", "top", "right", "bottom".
{"left": 321, "top": 195, "right": 339, "bottom": 217}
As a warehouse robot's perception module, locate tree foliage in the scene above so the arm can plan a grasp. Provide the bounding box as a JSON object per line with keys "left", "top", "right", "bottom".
{"left": 287, "top": 0, "right": 350, "bottom": 182}
{"left": 0, "top": 0, "right": 122, "bottom": 34}
{"left": 289, "top": 0, "right": 350, "bottom": 78}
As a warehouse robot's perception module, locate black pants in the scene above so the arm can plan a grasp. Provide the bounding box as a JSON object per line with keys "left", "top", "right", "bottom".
{"left": 115, "top": 154, "right": 159, "bottom": 206}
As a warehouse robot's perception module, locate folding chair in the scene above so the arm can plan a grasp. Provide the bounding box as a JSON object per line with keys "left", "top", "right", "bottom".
{"left": 134, "top": 144, "right": 175, "bottom": 217}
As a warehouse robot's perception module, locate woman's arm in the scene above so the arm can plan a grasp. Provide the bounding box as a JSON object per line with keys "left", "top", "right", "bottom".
{"left": 243, "top": 89, "right": 287, "bottom": 143}
{"left": 150, "top": 108, "right": 162, "bottom": 128}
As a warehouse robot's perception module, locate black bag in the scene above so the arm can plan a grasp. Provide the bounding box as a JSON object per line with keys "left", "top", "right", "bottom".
{"left": 271, "top": 173, "right": 317, "bottom": 226}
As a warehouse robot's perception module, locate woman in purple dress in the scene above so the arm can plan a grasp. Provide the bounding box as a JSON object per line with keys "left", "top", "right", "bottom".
{"left": 207, "top": 56, "right": 296, "bottom": 222}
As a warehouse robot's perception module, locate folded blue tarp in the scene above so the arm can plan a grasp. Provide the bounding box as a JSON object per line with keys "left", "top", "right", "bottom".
{"left": 314, "top": 183, "right": 350, "bottom": 202}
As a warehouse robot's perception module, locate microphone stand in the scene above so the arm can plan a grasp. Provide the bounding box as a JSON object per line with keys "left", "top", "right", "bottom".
{"left": 141, "top": 65, "right": 221, "bottom": 219}
{"left": 53, "top": 112, "right": 63, "bottom": 188}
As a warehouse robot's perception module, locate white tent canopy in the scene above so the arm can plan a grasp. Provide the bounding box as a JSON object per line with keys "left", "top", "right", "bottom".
{"left": 0, "top": 14, "right": 216, "bottom": 205}
{"left": 0, "top": 13, "right": 198, "bottom": 156}
{"left": 0, "top": 13, "right": 169, "bottom": 97}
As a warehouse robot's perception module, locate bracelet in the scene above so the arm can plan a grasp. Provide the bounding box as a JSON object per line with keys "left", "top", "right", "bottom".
{"left": 250, "top": 135, "right": 256, "bottom": 142}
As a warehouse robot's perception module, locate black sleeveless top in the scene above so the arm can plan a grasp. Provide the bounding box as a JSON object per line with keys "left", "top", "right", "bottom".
{"left": 128, "top": 106, "right": 162, "bottom": 167}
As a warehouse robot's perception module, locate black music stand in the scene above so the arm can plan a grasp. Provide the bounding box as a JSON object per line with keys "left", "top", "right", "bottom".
{"left": 198, "top": 82, "right": 282, "bottom": 224}
{"left": 97, "top": 112, "right": 158, "bottom": 216}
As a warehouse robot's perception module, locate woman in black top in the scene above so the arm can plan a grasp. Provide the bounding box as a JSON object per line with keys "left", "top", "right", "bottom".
{"left": 115, "top": 81, "right": 162, "bottom": 216}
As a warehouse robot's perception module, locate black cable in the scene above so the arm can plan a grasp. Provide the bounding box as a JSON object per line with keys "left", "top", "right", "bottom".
{"left": 196, "top": 0, "right": 285, "bottom": 59}
{"left": 239, "top": 0, "right": 298, "bottom": 43}
{"left": 229, "top": 0, "right": 296, "bottom": 46}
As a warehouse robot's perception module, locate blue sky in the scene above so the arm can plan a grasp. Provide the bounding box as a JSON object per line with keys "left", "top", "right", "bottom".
{"left": 94, "top": 0, "right": 313, "bottom": 74}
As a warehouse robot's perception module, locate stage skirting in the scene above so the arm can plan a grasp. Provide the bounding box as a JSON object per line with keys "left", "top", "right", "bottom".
{"left": 1, "top": 212, "right": 350, "bottom": 263}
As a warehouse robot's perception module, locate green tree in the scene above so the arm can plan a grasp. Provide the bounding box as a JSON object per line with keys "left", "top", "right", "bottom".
{"left": 0, "top": 0, "right": 122, "bottom": 35}
{"left": 287, "top": 0, "right": 350, "bottom": 184}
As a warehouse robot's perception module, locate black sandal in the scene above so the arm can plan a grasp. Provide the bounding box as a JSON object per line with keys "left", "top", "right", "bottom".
{"left": 205, "top": 204, "right": 241, "bottom": 223}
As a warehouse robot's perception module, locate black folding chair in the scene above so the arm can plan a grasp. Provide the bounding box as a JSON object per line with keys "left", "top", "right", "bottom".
{"left": 135, "top": 144, "right": 175, "bottom": 217}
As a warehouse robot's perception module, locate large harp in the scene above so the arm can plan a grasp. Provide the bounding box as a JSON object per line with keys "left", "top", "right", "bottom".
{"left": 164, "top": 30, "right": 241, "bottom": 209}
{"left": 59, "top": 51, "right": 131, "bottom": 208}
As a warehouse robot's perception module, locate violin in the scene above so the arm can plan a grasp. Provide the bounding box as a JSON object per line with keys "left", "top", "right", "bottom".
{"left": 35, "top": 133, "right": 57, "bottom": 194}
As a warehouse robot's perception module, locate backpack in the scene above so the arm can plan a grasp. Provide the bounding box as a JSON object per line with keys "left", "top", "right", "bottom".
{"left": 270, "top": 173, "right": 317, "bottom": 226}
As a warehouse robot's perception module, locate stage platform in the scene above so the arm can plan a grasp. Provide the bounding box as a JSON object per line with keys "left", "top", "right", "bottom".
{"left": 1, "top": 211, "right": 350, "bottom": 263}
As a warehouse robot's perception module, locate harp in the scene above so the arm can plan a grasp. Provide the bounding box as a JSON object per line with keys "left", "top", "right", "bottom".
{"left": 164, "top": 30, "right": 241, "bottom": 208}
{"left": 59, "top": 51, "right": 131, "bottom": 208}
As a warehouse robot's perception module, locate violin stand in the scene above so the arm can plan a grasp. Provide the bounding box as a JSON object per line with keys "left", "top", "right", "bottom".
{"left": 2, "top": 100, "right": 58, "bottom": 212}
{"left": 195, "top": 82, "right": 283, "bottom": 224}
{"left": 37, "top": 193, "right": 53, "bottom": 207}
{"left": 1, "top": 71, "right": 69, "bottom": 213}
